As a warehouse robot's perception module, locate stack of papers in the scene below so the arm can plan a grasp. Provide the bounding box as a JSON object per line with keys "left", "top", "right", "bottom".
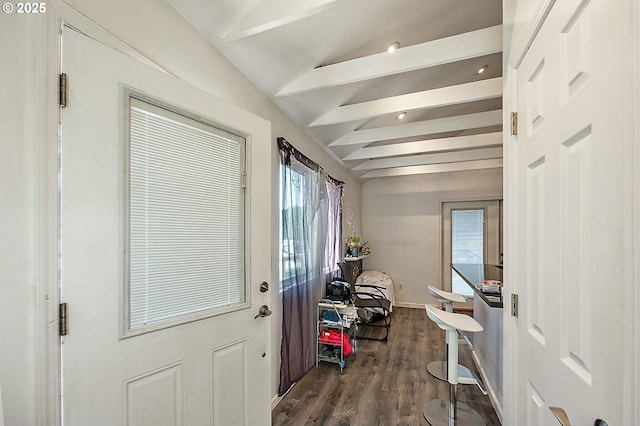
{"left": 481, "top": 280, "right": 503, "bottom": 293}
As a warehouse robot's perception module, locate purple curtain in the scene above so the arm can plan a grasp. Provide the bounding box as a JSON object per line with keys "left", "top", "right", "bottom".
{"left": 278, "top": 138, "right": 328, "bottom": 395}
{"left": 277, "top": 138, "right": 344, "bottom": 395}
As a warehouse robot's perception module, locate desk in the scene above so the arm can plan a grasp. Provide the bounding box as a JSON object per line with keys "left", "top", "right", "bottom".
{"left": 451, "top": 263, "right": 503, "bottom": 308}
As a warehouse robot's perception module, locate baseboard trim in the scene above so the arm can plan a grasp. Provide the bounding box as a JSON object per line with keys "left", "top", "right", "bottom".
{"left": 271, "top": 393, "right": 283, "bottom": 410}
{"left": 394, "top": 302, "right": 425, "bottom": 309}
{"left": 271, "top": 380, "right": 297, "bottom": 410}
{"left": 471, "top": 350, "right": 503, "bottom": 424}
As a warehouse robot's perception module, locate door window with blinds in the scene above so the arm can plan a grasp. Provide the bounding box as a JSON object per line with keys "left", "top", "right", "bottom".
{"left": 125, "top": 95, "right": 247, "bottom": 335}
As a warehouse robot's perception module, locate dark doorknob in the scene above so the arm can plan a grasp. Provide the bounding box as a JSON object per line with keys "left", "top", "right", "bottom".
{"left": 254, "top": 305, "right": 272, "bottom": 319}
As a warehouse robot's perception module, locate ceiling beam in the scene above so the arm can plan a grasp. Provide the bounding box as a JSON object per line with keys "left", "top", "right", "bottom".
{"left": 278, "top": 25, "right": 502, "bottom": 96}
{"left": 343, "top": 132, "right": 503, "bottom": 161}
{"left": 359, "top": 159, "right": 503, "bottom": 179}
{"left": 223, "top": 0, "right": 341, "bottom": 41}
{"left": 310, "top": 77, "right": 502, "bottom": 127}
{"left": 331, "top": 110, "right": 503, "bottom": 146}
{"left": 352, "top": 147, "right": 503, "bottom": 170}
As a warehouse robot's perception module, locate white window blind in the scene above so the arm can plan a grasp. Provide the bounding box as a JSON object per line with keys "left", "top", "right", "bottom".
{"left": 128, "top": 97, "right": 246, "bottom": 330}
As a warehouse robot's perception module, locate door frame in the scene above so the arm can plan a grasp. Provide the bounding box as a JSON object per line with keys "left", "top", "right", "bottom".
{"left": 630, "top": 0, "right": 640, "bottom": 420}
{"left": 502, "top": 0, "right": 640, "bottom": 423}
{"left": 34, "top": 6, "right": 62, "bottom": 425}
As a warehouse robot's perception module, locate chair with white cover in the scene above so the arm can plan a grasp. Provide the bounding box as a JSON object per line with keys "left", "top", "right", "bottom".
{"left": 423, "top": 304, "right": 486, "bottom": 426}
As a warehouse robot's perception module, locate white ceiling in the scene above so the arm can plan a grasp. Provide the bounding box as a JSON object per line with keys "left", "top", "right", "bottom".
{"left": 166, "top": 0, "right": 504, "bottom": 179}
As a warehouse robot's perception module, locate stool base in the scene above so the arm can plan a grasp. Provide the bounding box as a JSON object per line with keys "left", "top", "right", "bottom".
{"left": 427, "top": 361, "right": 474, "bottom": 383}
{"left": 423, "top": 399, "right": 485, "bottom": 426}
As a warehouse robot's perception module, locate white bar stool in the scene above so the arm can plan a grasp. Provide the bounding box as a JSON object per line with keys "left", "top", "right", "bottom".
{"left": 427, "top": 286, "right": 486, "bottom": 395}
{"left": 423, "top": 304, "right": 485, "bottom": 426}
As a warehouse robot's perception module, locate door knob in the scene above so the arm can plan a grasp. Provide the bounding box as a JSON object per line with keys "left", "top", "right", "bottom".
{"left": 549, "top": 407, "right": 571, "bottom": 426}
{"left": 549, "top": 407, "right": 608, "bottom": 426}
{"left": 254, "top": 305, "right": 272, "bottom": 319}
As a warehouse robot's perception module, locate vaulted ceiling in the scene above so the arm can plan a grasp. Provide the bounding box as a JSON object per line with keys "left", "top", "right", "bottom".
{"left": 166, "top": 0, "right": 504, "bottom": 179}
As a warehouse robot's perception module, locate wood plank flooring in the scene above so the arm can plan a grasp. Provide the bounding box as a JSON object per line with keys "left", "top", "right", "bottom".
{"left": 272, "top": 307, "right": 501, "bottom": 426}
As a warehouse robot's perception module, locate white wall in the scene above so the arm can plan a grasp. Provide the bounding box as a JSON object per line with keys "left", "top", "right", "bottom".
{"left": 361, "top": 169, "right": 502, "bottom": 306}
{"left": 0, "top": 1, "right": 362, "bottom": 422}
{"left": 0, "top": 17, "right": 39, "bottom": 426}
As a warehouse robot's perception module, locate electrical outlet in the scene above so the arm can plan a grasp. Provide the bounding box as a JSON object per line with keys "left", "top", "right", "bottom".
{"left": 398, "top": 283, "right": 404, "bottom": 290}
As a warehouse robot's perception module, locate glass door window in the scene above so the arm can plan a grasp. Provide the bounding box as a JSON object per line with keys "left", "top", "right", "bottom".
{"left": 451, "top": 209, "right": 485, "bottom": 296}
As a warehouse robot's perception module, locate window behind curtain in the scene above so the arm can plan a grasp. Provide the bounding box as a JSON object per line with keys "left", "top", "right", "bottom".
{"left": 127, "top": 96, "right": 246, "bottom": 333}
{"left": 278, "top": 168, "right": 343, "bottom": 287}
{"left": 278, "top": 165, "right": 308, "bottom": 285}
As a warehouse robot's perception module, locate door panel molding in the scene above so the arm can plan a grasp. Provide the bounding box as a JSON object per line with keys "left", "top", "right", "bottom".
{"left": 211, "top": 339, "right": 250, "bottom": 426}
{"left": 123, "top": 362, "right": 185, "bottom": 426}
{"left": 509, "top": 0, "right": 557, "bottom": 69}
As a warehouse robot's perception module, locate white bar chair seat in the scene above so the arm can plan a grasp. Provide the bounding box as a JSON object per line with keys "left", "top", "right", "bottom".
{"left": 425, "top": 304, "right": 483, "bottom": 333}
{"left": 426, "top": 286, "right": 485, "bottom": 390}
{"left": 423, "top": 304, "right": 486, "bottom": 426}
{"left": 428, "top": 286, "right": 467, "bottom": 308}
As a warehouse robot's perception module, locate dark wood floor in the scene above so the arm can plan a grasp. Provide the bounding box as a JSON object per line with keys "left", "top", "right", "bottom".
{"left": 272, "top": 307, "right": 500, "bottom": 426}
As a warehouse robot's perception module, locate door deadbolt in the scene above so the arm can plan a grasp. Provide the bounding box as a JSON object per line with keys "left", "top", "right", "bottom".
{"left": 259, "top": 281, "right": 269, "bottom": 293}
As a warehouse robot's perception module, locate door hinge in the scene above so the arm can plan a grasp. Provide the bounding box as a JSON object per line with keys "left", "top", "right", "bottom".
{"left": 241, "top": 171, "right": 247, "bottom": 188}
{"left": 59, "top": 302, "right": 68, "bottom": 336}
{"left": 511, "top": 293, "right": 519, "bottom": 317}
{"left": 510, "top": 112, "right": 518, "bottom": 135}
{"left": 59, "top": 73, "right": 68, "bottom": 108}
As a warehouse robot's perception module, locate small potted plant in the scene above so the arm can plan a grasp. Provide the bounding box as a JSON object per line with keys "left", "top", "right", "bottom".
{"left": 346, "top": 236, "right": 369, "bottom": 257}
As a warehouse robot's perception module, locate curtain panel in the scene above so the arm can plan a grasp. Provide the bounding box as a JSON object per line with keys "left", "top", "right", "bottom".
{"left": 324, "top": 179, "right": 343, "bottom": 282}
{"left": 277, "top": 138, "right": 329, "bottom": 395}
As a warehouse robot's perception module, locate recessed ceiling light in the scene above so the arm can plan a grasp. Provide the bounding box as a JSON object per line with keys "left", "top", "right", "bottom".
{"left": 387, "top": 42, "right": 400, "bottom": 53}
{"left": 396, "top": 112, "right": 407, "bottom": 120}
{"left": 477, "top": 65, "right": 488, "bottom": 74}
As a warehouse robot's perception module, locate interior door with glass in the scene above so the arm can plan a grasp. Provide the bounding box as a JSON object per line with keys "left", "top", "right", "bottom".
{"left": 442, "top": 201, "right": 501, "bottom": 309}
{"left": 60, "top": 27, "right": 272, "bottom": 425}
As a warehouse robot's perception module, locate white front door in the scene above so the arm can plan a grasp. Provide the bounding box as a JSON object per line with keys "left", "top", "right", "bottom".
{"left": 509, "top": 0, "right": 627, "bottom": 424}
{"left": 61, "top": 27, "right": 272, "bottom": 426}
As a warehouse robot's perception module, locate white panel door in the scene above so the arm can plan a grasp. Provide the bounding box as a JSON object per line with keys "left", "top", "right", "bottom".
{"left": 61, "top": 27, "right": 272, "bottom": 426}
{"left": 512, "top": 0, "right": 625, "bottom": 424}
